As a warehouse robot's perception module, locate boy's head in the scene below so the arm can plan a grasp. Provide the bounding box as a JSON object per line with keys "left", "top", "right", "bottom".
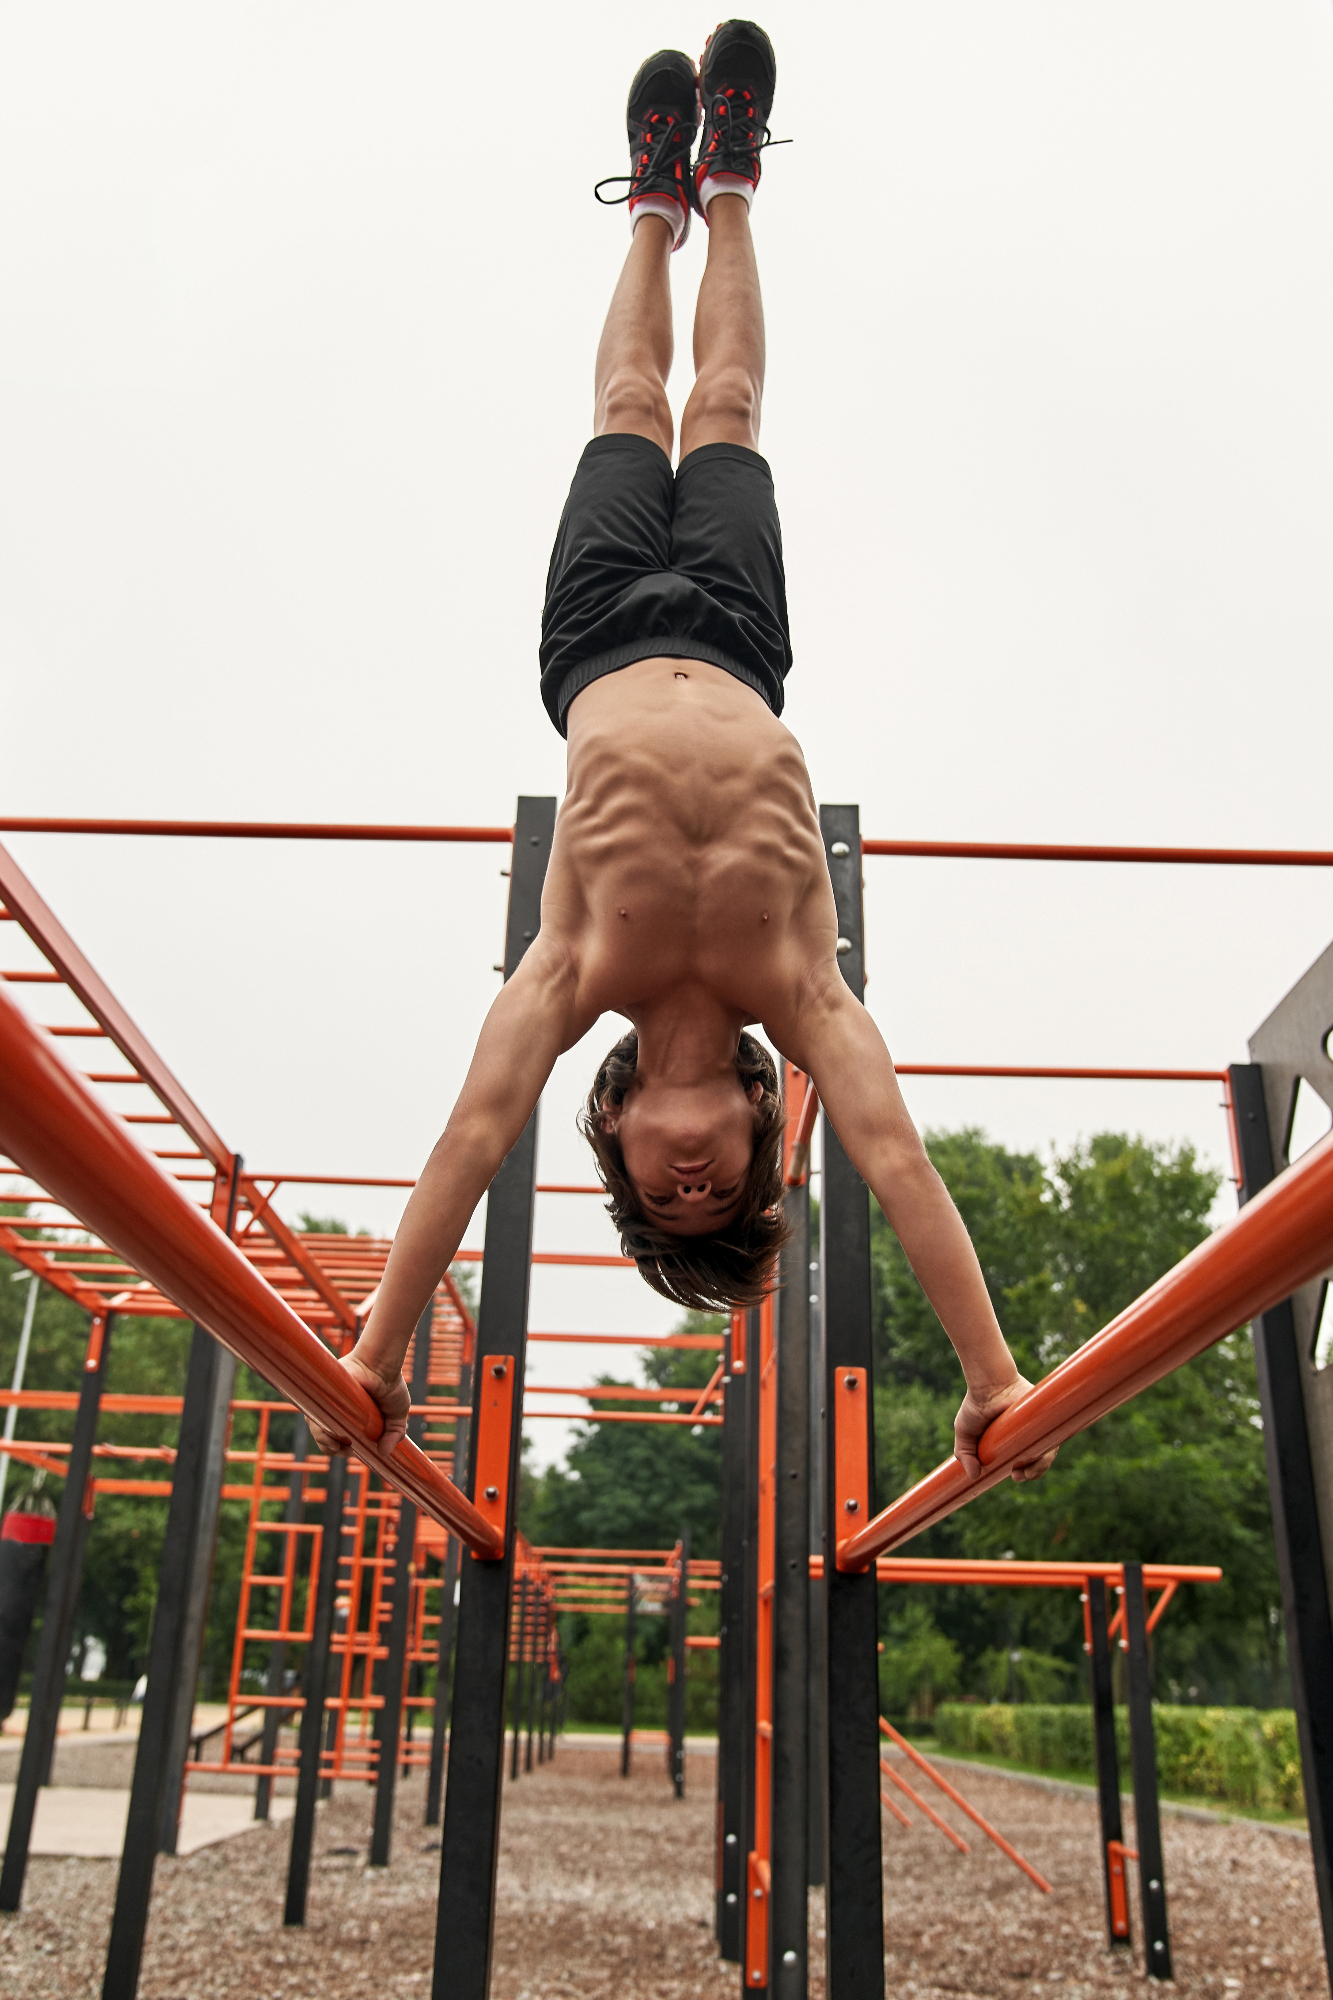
{"left": 579, "top": 1028, "right": 791, "bottom": 1312}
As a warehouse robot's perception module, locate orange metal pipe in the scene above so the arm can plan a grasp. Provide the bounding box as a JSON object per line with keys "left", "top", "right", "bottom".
{"left": 0, "top": 816, "right": 514, "bottom": 843}
{"left": 842, "top": 1130, "right": 1333, "bottom": 1564}
{"left": 860, "top": 838, "right": 1333, "bottom": 867}
{"left": 880, "top": 1721, "right": 1052, "bottom": 1893}
{"left": 0, "top": 975, "right": 502, "bottom": 1556}
{"left": 893, "top": 1065, "right": 1227, "bottom": 1083}
{"left": 879, "top": 1759, "right": 970, "bottom": 1853}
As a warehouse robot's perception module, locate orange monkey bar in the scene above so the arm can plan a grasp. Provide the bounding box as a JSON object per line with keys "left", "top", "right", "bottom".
{"left": 839, "top": 1125, "right": 1333, "bottom": 1566}
{"left": 0, "top": 974, "right": 502, "bottom": 1556}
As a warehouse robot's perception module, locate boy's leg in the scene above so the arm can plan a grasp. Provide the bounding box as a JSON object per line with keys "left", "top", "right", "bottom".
{"left": 680, "top": 194, "right": 765, "bottom": 458}
{"left": 594, "top": 215, "right": 676, "bottom": 458}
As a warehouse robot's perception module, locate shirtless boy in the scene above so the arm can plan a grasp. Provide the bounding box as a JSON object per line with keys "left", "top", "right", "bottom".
{"left": 312, "top": 22, "right": 1054, "bottom": 1487}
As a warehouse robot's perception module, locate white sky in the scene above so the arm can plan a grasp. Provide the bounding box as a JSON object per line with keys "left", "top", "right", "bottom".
{"left": 2, "top": 4, "right": 1332, "bottom": 1468}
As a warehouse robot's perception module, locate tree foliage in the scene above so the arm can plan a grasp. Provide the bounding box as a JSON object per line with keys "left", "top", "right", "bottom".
{"left": 873, "top": 1131, "right": 1282, "bottom": 1709}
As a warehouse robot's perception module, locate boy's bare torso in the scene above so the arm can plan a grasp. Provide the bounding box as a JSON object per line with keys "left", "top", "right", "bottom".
{"left": 543, "top": 657, "right": 839, "bottom": 1053}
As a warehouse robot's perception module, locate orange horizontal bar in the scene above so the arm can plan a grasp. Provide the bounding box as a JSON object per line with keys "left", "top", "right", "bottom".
{"left": 451, "top": 1249, "right": 634, "bottom": 1268}
{"left": 894, "top": 1065, "right": 1227, "bottom": 1083}
{"left": 0, "top": 977, "right": 502, "bottom": 1557}
{"left": 523, "top": 1383, "right": 721, "bottom": 1404}
{"left": 861, "top": 838, "right": 1333, "bottom": 867}
{"left": 524, "top": 1410, "right": 722, "bottom": 1425}
{"left": 0, "top": 817, "right": 514, "bottom": 843}
{"left": 527, "top": 1332, "right": 723, "bottom": 1350}
{"left": 842, "top": 1130, "right": 1333, "bottom": 1564}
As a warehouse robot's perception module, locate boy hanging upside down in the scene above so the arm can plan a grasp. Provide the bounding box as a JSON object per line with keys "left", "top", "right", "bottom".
{"left": 310, "top": 23, "right": 1055, "bottom": 1486}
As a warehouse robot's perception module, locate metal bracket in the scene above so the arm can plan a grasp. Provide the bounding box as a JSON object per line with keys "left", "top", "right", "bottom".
{"left": 1107, "top": 1839, "right": 1136, "bottom": 1940}
{"left": 745, "top": 1851, "right": 769, "bottom": 1987}
{"left": 834, "top": 1366, "right": 870, "bottom": 1573}
{"left": 469, "top": 1354, "right": 515, "bottom": 1560}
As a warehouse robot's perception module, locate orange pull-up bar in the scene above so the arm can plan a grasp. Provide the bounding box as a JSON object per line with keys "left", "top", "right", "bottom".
{"left": 840, "top": 1127, "right": 1333, "bottom": 1566}
{"left": 0, "top": 976, "right": 503, "bottom": 1557}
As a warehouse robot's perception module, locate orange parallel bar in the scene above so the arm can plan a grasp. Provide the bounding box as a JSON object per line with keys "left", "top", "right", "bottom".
{"left": 0, "top": 817, "right": 514, "bottom": 843}
{"left": 0, "top": 975, "right": 502, "bottom": 1557}
{"left": 841, "top": 1130, "right": 1333, "bottom": 1565}
{"left": 860, "top": 838, "right": 1333, "bottom": 867}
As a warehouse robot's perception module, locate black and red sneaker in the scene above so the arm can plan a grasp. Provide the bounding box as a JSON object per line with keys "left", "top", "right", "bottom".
{"left": 694, "top": 19, "right": 777, "bottom": 216}
{"left": 594, "top": 49, "right": 700, "bottom": 250}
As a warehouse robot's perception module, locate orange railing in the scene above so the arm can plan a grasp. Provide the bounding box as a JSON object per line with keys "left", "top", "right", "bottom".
{"left": 0, "top": 973, "right": 501, "bottom": 1556}
{"left": 841, "top": 1128, "right": 1333, "bottom": 1566}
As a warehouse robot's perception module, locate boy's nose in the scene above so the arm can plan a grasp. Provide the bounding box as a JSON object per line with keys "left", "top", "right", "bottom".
{"left": 676, "top": 1179, "right": 712, "bottom": 1203}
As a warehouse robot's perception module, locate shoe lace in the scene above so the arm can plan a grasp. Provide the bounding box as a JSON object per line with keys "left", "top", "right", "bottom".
{"left": 595, "top": 108, "right": 694, "bottom": 207}
{"left": 697, "top": 88, "right": 791, "bottom": 177}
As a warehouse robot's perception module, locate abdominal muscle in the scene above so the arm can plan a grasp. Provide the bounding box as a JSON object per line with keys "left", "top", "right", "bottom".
{"left": 543, "top": 657, "right": 836, "bottom": 1027}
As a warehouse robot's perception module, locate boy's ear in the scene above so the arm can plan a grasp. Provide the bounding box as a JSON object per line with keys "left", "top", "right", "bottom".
{"left": 598, "top": 1110, "right": 619, "bottom": 1136}
{"left": 746, "top": 1080, "right": 764, "bottom": 1107}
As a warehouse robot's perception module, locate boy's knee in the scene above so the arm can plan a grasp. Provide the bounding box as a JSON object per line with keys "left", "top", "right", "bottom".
{"left": 595, "top": 370, "right": 672, "bottom": 452}
{"left": 692, "top": 365, "right": 759, "bottom": 435}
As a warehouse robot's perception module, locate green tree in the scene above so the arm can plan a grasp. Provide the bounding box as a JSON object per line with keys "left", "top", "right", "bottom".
{"left": 871, "top": 1131, "right": 1281, "bottom": 1707}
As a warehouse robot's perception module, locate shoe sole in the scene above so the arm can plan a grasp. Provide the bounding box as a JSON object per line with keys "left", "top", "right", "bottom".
{"left": 699, "top": 18, "right": 776, "bottom": 103}
{"left": 627, "top": 48, "right": 700, "bottom": 130}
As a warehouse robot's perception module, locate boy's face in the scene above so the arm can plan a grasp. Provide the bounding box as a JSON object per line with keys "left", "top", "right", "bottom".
{"left": 601, "top": 1073, "right": 763, "bottom": 1238}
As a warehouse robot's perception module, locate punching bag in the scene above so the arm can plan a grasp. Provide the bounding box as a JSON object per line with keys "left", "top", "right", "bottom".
{"left": 0, "top": 1510, "right": 57, "bottom": 1722}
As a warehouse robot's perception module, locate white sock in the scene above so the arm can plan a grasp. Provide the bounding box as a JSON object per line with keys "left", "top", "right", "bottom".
{"left": 630, "top": 194, "right": 687, "bottom": 249}
{"left": 699, "top": 173, "right": 755, "bottom": 216}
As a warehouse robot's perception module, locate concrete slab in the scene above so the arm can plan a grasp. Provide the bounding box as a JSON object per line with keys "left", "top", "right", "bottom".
{"left": 0, "top": 1784, "right": 293, "bottom": 1859}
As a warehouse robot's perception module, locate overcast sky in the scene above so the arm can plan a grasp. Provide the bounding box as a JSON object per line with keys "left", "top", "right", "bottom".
{"left": 2, "top": 4, "right": 1332, "bottom": 1467}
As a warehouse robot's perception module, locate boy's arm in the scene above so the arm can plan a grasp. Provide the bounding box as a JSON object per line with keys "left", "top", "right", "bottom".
{"left": 308, "top": 939, "right": 578, "bottom": 1457}
{"left": 795, "top": 979, "right": 1056, "bottom": 1483}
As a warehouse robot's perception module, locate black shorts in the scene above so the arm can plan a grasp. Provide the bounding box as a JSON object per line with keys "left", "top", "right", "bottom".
{"left": 539, "top": 432, "right": 793, "bottom": 736}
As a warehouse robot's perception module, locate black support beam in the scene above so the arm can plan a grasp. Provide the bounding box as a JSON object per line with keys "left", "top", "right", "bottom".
{"left": 1230, "top": 1062, "right": 1333, "bottom": 1972}
{"left": 1122, "top": 1563, "right": 1171, "bottom": 1979}
{"left": 431, "top": 794, "right": 553, "bottom": 2000}
{"left": 771, "top": 1164, "right": 811, "bottom": 1999}
{"left": 818, "top": 803, "right": 885, "bottom": 2000}
{"left": 102, "top": 1317, "right": 243, "bottom": 1998}
{"left": 716, "top": 1318, "right": 748, "bottom": 1960}
{"left": 0, "top": 1309, "right": 113, "bottom": 1913}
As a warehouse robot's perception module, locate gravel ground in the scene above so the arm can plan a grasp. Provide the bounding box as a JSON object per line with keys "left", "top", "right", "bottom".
{"left": 0, "top": 1742, "right": 1323, "bottom": 1997}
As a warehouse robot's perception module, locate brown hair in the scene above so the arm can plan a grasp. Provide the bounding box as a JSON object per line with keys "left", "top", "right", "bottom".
{"left": 578, "top": 1028, "right": 792, "bottom": 1312}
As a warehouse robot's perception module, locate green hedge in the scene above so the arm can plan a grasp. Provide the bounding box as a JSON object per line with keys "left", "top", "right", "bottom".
{"left": 934, "top": 1703, "right": 1304, "bottom": 1815}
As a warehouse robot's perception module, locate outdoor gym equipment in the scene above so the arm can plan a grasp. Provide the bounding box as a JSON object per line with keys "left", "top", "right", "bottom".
{"left": 1, "top": 807, "right": 1332, "bottom": 2000}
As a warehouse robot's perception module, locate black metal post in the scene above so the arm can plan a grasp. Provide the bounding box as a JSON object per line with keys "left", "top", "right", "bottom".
{"left": 510, "top": 1575, "right": 529, "bottom": 1782}
{"left": 1230, "top": 1061, "right": 1333, "bottom": 1968}
{"left": 668, "top": 1530, "right": 690, "bottom": 1799}
{"left": 0, "top": 1308, "right": 114, "bottom": 1913}
{"left": 1122, "top": 1562, "right": 1170, "bottom": 1980}
{"left": 101, "top": 1313, "right": 250, "bottom": 1999}
{"left": 157, "top": 1327, "right": 238, "bottom": 1854}
{"left": 425, "top": 1341, "right": 471, "bottom": 1827}
{"left": 742, "top": 1305, "right": 764, "bottom": 1997}
{"left": 818, "top": 803, "right": 885, "bottom": 2000}
{"left": 255, "top": 1418, "right": 310, "bottom": 1821}
{"left": 432, "top": 794, "right": 552, "bottom": 2000}
{"left": 620, "top": 1573, "right": 637, "bottom": 1778}
{"left": 771, "top": 1163, "right": 811, "bottom": 2000}
{"left": 1086, "top": 1576, "right": 1129, "bottom": 1949}
{"left": 807, "top": 1241, "right": 827, "bottom": 1892}
{"left": 370, "top": 1302, "right": 432, "bottom": 1865}
{"left": 717, "top": 1318, "right": 748, "bottom": 1959}
{"left": 283, "top": 1451, "right": 349, "bottom": 1926}
{"left": 524, "top": 1589, "right": 541, "bottom": 1774}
